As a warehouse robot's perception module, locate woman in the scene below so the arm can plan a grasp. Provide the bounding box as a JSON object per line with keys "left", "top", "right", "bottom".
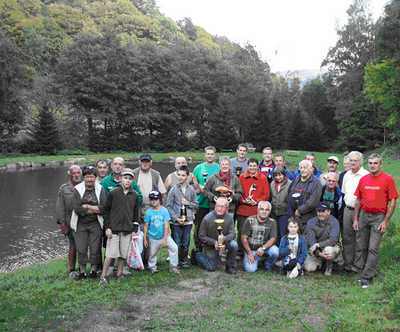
{"left": 270, "top": 166, "right": 292, "bottom": 241}
{"left": 203, "top": 156, "right": 242, "bottom": 216}
{"left": 71, "top": 166, "right": 106, "bottom": 280}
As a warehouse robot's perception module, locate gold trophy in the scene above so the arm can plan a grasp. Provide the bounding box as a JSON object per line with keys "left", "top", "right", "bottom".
{"left": 214, "top": 219, "right": 225, "bottom": 247}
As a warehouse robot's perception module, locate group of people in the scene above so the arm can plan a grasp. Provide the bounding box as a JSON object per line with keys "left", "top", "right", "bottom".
{"left": 56, "top": 144, "right": 398, "bottom": 289}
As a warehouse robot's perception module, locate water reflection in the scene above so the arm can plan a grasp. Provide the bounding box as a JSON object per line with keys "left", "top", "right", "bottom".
{"left": 0, "top": 161, "right": 199, "bottom": 273}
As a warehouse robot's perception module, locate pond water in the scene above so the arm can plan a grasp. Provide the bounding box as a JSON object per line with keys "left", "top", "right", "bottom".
{"left": 0, "top": 162, "right": 199, "bottom": 274}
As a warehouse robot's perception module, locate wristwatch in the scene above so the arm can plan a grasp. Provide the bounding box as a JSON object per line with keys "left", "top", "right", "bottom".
{"left": 262, "top": 246, "right": 266, "bottom": 251}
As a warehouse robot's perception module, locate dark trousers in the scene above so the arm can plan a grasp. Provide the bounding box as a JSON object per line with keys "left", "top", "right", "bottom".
{"left": 193, "top": 207, "right": 209, "bottom": 251}
{"left": 74, "top": 221, "right": 102, "bottom": 266}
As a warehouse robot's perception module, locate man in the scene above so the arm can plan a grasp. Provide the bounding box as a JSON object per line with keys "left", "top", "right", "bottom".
{"left": 258, "top": 147, "right": 275, "bottom": 183}
{"left": 164, "top": 156, "right": 198, "bottom": 193}
{"left": 236, "top": 158, "right": 270, "bottom": 260}
{"left": 56, "top": 165, "right": 82, "bottom": 278}
{"left": 294, "top": 153, "right": 323, "bottom": 179}
{"left": 341, "top": 151, "right": 369, "bottom": 275}
{"left": 320, "top": 156, "right": 340, "bottom": 186}
{"left": 230, "top": 143, "right": 248, "bottom": 176}
{"left": 241, "top": 201, "right": 279, "bottom": 273}
{"left": 274, "top": 153, "right": 295, "bottom": 181}
{"left": 96, "top": 159, "right": 109, "bottom": 183}
{"left": 133, "top": 154, "right": 167, "bottom": 221}
{"left": 339, "top": 155, "right": 350, "bottom": 189}
{"left": 320, "top": 172, "right": 343, "bottom": 221}
{"left": 353, "top": 153, "right": 398, "bottom": 289}
{"left": 192, "top": 146, "right": 220, "bottom": 251}
{"left": 100, "top": 157, "right": 142, "bottom": 202}
{"left": 288, "top": 160, "right": 322, "bottom": 234}
{"left": 305, "top": 201, "right": 341, "bottom": 276}
{"left": 193, "top": 197, "right": 238, "bottom": 275}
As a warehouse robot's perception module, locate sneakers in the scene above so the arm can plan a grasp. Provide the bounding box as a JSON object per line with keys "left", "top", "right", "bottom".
{"left": 169, "top": 266, "right": 181, "bottom": 274}
{"left": 99, "top": 276, "right": 108, "bottom": 285}
{"left": 149, "top": 267, "right": 159, "bottom": 274}
{"left": 116, "top": 274, "right": 125, "bottom": 281}
{"left": 324, "top": 266, "right": 333, "bottom": 276}
{"left": 275, "top": 260, "right": 283, "bottom": 267}
{"left": 357, "top": 277, "right": 363, "bottom": 283}
{"left": 180, "top": 262, "right": 190, "bottom": 270}
{"left": 122, "top": 266, "right": 131, "bottom": 276}
{"left": 190, "top": 249, "right": 199, "bottom": 266}
{"left": 69, "top": 271, "right": 80, "bottom": 280}
{"left": 77, "top": 272, "right": 87, "bottom": 280}
{"left": 361, "top": 280, "right": 371, "bottom": 289}
{"left": 225, "top": 266, "right": 237, "bottom": 275}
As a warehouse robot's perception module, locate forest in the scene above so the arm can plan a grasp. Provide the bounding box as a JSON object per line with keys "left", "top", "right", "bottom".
{"left": 0, "top": 0, "right": 399, "bottom": 154}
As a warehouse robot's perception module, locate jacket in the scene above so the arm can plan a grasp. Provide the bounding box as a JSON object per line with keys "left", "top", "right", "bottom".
{"left": 270, "top": 179, "right": 292, "bottom": 217}
{"left": 56, "top": 182, "right": 75, "bottom": 228}
{"left": 203, "top": 172, "right": 243, "bottom": 213}
{"left": 307, "top": 215, "right": 340, "bottom": 249}
{"left": 100, "top": 173, "right": 143, "bottom": 204}
{"left": 236, "top": 170, "right": 270, "bottom": 217}
{"left": 287, "top": 174, "right": 322, "bottom": 223}
{"left": 320, "top": 185, "right": 343, "bottom": 222}
{"left": 166, "top": 183, "right": 198, "bottom": 225}
{"left": 279, "top": 235, "right": 307, "bottom": 269}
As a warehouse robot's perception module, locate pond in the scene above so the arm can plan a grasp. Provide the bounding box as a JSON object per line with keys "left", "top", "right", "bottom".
{"left": 0, "top": 161, "right": 199, "bottom": 274}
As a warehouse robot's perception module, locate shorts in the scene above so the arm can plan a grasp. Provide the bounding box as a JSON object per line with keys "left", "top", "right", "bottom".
{"left": 105, "top": 233, "right": 131, "bottom": 259}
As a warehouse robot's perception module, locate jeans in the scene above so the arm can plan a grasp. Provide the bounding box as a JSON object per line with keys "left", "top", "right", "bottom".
{"left": 342, "top": 206, "right": 363, "bottom": 272}
{"left": 195, "top": 240, "right": 238, "bottom": 271}
{"left": 148, "top": 235, "right": 178, "bottom": 268}
{"left": 359, "top": 210, "right": 386, "bottom": 280}
{"left": 236, "top": 215, "right": 247, "bottom": 257}
{"left": 171, "top": 224, "right": 192, "bottom": 264}
{"left": 243, "top": 245, "right": 279, "bottom": 273}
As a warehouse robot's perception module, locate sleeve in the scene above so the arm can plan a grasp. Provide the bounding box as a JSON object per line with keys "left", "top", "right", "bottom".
{"left": 388, "top": 177, "right": 399, "bottom": 200}
{"left": 203, "top": 175, "right": 217, "bottom": 201}
{"left": 241, "top": 218, "right": 251, "bottom": 236}
{"left": 187, "top": 187, "right": 198, "bottom": 211}
{"left": 166, "top": 188, "right": 179, "bottom": 222}
{"left": 72, "top": 189, "right": 88, "bottom": 216}
{"left": 56, "top": 186, "right": 65, "bottom": 225}
{"left": 144, "top": 209, "right": 151, "bottom": 224}
{"left": 132, "top": 181, "right": 143, "bottom": 205}
{"left": 133, "top": 194, "right": 140, "bottom": 224}
{"left": 298, "top": 180, "right": 322, "bottom": 215}
{"left": 306, "top": 220, "right": 317, "bottom": 249}
{"left": 259, "top": 177, "right": 270, "bottom": 202}
{"left": 231, "top": 177, "right": 243, "bottom": 204}
{"left": 199, "top": 218, "right": 216, "bottom": 247}
{"left": 279, "top": 237, "right": 290, "bottom": 257}
{"left": 103, "top": 191, "right": 113, "bottom": 230}
{"left": 269, "top": 220, "right": 277, "bottom": 239}
{"left": 353, "top": 180, "right": 363, "bottom": 199}
{"left": 225, "top": 219, "right": 236, "bottom": 243}
{"left": 297, "top": 237, "right": 308, "bottom": 265}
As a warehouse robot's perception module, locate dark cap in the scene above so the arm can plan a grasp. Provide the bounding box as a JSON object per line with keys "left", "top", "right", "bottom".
{"left": 121, "top": 168, "right": 134, "bottom": 178}
{"left": 139, "top": 154, "right": 152, "bottom": 161}
{"left": 317, "top": 201, "right": 330, "bottom": 211}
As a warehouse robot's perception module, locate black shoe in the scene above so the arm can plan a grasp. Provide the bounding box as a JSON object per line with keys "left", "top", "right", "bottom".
{"left": 226, "top": 266, "right": 237, "bottom": 275}
{"left": 77, "top": 272, "right": 87, "bottom": 280}
{"left": 180, "top": 262, "right": 191, "bottom": 269}
{"left": 89, "top": 270, "right": 97, "bottom": 279}
{"left": 191, "top": 249, "right": 199, "bottom": 266}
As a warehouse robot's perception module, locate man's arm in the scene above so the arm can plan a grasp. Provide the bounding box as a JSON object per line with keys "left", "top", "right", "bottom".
{"left": 298, "top": 180, "right": 322, "bottom": 215}
{"left": 353, "top": 198, "right": 362, "bottom": 231}
{"left": 378, "top": 198, "right": 397, "bottom": 234}
{"left": 143, "top": 222, "right": 149, "bottom": 248}
{"left": 162, "top": 217, "right": 169, "bottom": 247}
{"left": 164, "top": 174, "right": 172, "bottom": 192}
{"left": 241, "top": 234, "right": 255, "bottom": 263}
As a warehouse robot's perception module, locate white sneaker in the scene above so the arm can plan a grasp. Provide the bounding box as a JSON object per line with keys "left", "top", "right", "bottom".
{"left": 324, "top": 266, "right": 333, "bottom": 276}
{"left": 122, "top": 266, "right": 131, "bottom": 276}
{"left": 69, "top": 271, "right": 79, "bottom": 280}
{"left": 275, "top": 260, "right": 282, "bottom": 267}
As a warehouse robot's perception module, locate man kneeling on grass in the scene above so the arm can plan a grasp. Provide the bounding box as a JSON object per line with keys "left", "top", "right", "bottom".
{"left": 143, "top": 190, "right": 180, "bottom": 275}
{"left": 192, "top": 197, "right": 238, "bottom": 275}
{"left": 99, "top": 168, "right": 140, "bottom": 284}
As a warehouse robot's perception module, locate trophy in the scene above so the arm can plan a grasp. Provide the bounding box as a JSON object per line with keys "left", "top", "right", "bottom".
{"left": 214, "top": 219, "right": 225, "bottom": 247}
{"left": 248, "top": 184, "right": 258, "bottom": 199}
{"left": 202, "top": 172, "right": 208, "bottom": 184}
{"left": 235, "top": 166, "right": 242, "bottom": 177}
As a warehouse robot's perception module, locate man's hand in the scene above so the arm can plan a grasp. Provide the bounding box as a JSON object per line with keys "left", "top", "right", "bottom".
{"left": 161, "top": 239, "right": 167, "bottom": 248}
{"left": 176, "top": 218, "right": 185, "bottom": 225}
{"left": 181, "top": 198, "right": 189, "bottom": 205}
{"left": 378, "top": 221, "right": 388, "bottom": 234}
{"left": 144, "top": 238, "right": 148, "bottom": 248}
{"left": 60, "top": 223, "right": 69, "bottom": 235}
{"left": 353, "top": 218, "right": 359, "bottom": 231}
{"left": 255, "top": 247, "right": 264, "bottom": 257}
{"left": 308, "top": 243, "right": 318, "bottom": 256}
{"left": 319, "top": 252, "right": 334, "bottom": 260}
{"left": 105, "top": 228, "right": 112, "bottom": 238}
{"left": 215, "top": 241, "right": 225, "bottom": 251}
{"left": 131, "top": 232, "right": 138, "bottom": 237}
{"left": 218, "top": 234, "right": 226, "bottom": 244}
{"left": 246, "top": 252, "right": 255, "bottom": 264}
{"left": 295, "top": 209, "right": 301, "bottom": 218}
{"left": 296, "top": 263, "right": 301, "bottom": 270}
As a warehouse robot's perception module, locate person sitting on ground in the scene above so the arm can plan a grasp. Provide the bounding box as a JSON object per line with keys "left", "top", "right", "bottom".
{"left": 279, "top": 217, "right": 307, "bottom": 278}
{"left": 71, "top": 166, "right": 106, "bottom": 280}
{"left": 166, "top": 165, "right": 198, "bottom": 269}
{"left": 99, "top": 168, "right": 140, "bottom": 284}
{"left": 304, "top": 201, "right": 341, "bottom": 277}
{"left": 241, "top": 201, "right": 279, "bottom": 273}
{"left": 143, "top": 190, "right": 180, "bottom": 275}
{"left": 193, "top": 197, "right": 238, "bottom": 275}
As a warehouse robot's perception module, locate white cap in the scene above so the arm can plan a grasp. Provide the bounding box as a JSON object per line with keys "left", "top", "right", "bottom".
{"left": 327, "top": 156, "right": 339, "bottom": 163}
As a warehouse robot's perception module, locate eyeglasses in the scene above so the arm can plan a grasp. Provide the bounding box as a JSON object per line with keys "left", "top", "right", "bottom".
{"left": 259, "top": 208, "right": 270, "bottom": 212}
{"left": 327, "top": 180, "right": 336, "bottom": 183}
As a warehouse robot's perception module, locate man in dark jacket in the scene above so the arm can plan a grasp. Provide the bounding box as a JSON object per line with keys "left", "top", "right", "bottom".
{"left": 287, "top": 160, "right": 322, "bottom": 235}
{"left": 320, "top": 172, "right": 343, "bottom": 222}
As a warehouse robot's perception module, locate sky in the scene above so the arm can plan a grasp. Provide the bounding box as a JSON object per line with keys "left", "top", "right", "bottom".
{"left": 155, "top": 0, "right": 389, "bottom": 73}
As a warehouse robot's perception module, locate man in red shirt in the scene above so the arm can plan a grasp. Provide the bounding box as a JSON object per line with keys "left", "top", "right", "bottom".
{"left": 353, "top": 153, "right": 398, "bottom": 289}
{"left": 236, "top": 158, "right": 270, "bottom": 260}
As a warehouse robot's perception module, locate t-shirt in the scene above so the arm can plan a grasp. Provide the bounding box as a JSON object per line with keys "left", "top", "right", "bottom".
{"left": 242, "top": 215, "right": 277, "bottom": 251}
{"left": 354, "top": 172, "right": 399, "bottom": 214}
{"left": 323, "top": 191, "right": 335, "bottom": 211}
{"left": 193, "top": 162, "right": 220, "bottom": 209}
{"left": 230, "top": 157, "right": 248, "bottom": 175}
{"left": 144, "top": 206, "right": 171, "bottom": 240}
{"left": 77, "top": 188, "right": 98, "bottom": 223}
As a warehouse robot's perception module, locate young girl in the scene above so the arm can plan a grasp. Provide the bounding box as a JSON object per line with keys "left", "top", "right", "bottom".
{"left": 279, "top": 217, "right": 307, "bottom": 278}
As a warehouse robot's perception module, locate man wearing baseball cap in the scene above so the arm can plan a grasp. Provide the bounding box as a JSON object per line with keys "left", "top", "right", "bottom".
{"left": 320, "top": 156, "right": 340, "bottom": 186}
{"left": 304, "top": 201, "right": 341, "bottom": 276}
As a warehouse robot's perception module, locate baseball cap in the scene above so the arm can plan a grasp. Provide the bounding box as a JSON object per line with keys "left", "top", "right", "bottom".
{"left": 139, "top": 154, "right": 152, "bottom": 161}
{"left": 327, "top": 156, "right": 339, "bottom": 163}
{"left": 317, "top": 201, "right": 330, "bottom": 211}
{"left": 121, "top": 168, "right": 134, "bottom": 177}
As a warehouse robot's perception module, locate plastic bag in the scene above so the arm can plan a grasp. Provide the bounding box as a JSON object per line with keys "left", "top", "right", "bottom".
{"left": 126, "top": 231, "right": 144, "bottom": 270}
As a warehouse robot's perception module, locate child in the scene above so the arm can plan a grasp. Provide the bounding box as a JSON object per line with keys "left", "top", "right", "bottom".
{"left": 143, "top": 190, "right": 180, "bottom": 274}
{"left": 99, "top": 168, "right": 139, "bottom": 284}
{"left": 279, "top": 217, "right": 307, "bottom": 278}
{"left": 166, "top": 165, "right": 198, "bottom": 269}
